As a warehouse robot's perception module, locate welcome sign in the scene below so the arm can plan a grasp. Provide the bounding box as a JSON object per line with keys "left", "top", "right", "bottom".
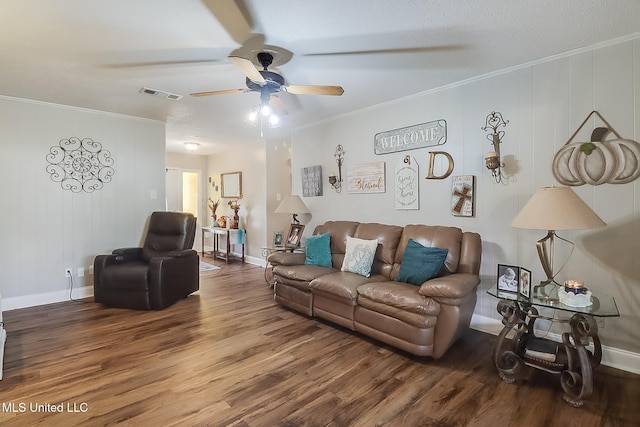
{"left": 374, "top": 120, "right": 447, "bottom": 154}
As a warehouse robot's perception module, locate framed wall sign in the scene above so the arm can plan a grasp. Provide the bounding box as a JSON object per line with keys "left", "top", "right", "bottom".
{"left": 395, "top": 155, "right": 419, "bottom": 210}
{"left": 374, "top": 120, "right": 447, "bottom": 155}
{"left": 347, "top": 162, "right": 386, "bottom": 194}
{"left": 302, "top": 165, "right": 323, "bottom": 197}
{"left": 451, "top": 175, "right": 475, "bottom": 217}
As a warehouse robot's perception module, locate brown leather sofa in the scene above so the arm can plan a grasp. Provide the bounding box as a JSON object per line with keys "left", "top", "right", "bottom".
{"left": 94, "top": 211, "right": 199, "bottom": 310}
{"left": 269, "top": 221, "right": 481, "bottom": 359}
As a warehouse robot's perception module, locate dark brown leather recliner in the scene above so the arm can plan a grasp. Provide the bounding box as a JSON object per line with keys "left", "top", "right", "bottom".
{"left": 94, "top": 211, "right": 199, "bottom": 310}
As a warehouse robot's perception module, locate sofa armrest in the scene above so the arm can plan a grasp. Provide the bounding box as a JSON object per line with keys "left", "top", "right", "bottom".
{"left": 268, "top": 252, "right": 306, "bottom": 266}
{"left": 418, "top": 273, "right": 480, "bottom": 304}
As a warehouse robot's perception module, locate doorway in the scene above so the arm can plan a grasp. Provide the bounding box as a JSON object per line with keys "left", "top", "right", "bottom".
{"left": 166, "top": 167, "right": 202, "bottom": 250}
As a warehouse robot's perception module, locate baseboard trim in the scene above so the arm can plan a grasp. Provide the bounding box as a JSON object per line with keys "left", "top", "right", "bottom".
{"left": 471, "top": 314, "right": 640, "bottom": 375}
{"left": 3, "top": 286, "right": 94, "bottom": 312}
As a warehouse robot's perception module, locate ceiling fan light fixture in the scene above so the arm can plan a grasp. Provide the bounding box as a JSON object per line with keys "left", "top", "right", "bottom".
{"left": 244, "top": 105, "right": 260, "bottom": 125}
{"left": 261, "top": 104, "right": 273, "bottom": 117}
{"left": 268, "top": 114, "right": 281, "bottom": 128}
{"left": 244, "top": 103, "right": 281, "bottom": 130}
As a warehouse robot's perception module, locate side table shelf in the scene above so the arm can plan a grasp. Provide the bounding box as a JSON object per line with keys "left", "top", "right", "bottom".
{"left": 488, "top": 284, "right": 618, "bottom": 408}
{"left": 202, "top": 227, "right": 246, "bottom": 264}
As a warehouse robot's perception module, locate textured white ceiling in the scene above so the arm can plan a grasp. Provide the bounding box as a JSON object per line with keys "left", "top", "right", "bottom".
{"left": 1, "top": 0, "right": 639, "bottom": 154}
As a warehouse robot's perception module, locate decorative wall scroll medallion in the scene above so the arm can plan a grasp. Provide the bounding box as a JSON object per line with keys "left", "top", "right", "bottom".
{"left": 395, "top": 155, "right": 419, "bottom": 210}
{"left": 46, "top": 137, "right": 115, "bottom": 193}
{"left": 347, "top": 161, "right": 386, "bottom": 194}
{"left": 552, "top": 111, "right": 640, "bottom": 186}
{"left": 374, "top": 120, "right": 447, "bottom": 155}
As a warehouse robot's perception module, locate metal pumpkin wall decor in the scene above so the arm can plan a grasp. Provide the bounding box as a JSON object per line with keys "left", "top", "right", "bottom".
{"left": 552, "top": 111, "right": 640, "bottom": 186}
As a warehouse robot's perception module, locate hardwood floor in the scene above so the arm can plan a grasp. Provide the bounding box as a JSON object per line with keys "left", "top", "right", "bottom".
{"left": 1, "top": 261, "right": 638, "bottom": 426}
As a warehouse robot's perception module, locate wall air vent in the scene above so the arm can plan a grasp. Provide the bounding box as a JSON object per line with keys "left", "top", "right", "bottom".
{"left": 138, "top": 87, "right": 183, "bottom": 101}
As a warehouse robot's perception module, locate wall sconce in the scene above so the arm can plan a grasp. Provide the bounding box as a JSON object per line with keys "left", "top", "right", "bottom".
{"left": 328, "top": 144, "right": 345, "bottom": 193}
{"left": 482, "top": 111, "right": 509, "bottom": 183}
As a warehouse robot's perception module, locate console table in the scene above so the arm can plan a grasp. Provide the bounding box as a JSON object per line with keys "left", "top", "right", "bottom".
{"left": 487, "top": 283, "right": 619, "bottom": 407}
{"left": 202, "top": 227, "right": 245, "bottom": 264}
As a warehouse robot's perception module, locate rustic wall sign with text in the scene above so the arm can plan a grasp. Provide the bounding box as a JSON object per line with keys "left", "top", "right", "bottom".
{"left": 374, "top": 120, "right": 447, "bottom": 155}
{"left": 395, "top": 156, "right": 419, "bottom": 210}
{"left": 347, "top": 161, "right": 386, "bottom": 194}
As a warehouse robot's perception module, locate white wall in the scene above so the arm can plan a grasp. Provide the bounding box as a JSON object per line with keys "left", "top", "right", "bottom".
{"left": 265, "top": 138, "right": 294, "bottom": 247}
{"left": 290, "top": 37, "right": 640, "bottom": 356}
{"left": 206, "top": 145, "right": 267, "bottom": 262}
{"left": 165, "top": 152, "right": 208, "bottom": 251}
{"left": 0, "top": 96, "right": 166, "bottom": 308}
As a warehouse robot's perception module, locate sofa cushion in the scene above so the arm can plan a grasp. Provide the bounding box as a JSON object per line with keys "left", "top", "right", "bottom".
{"left": 272, "top": 264, "right": 336, "bottom": 284}
{"left": 396, "top": 239, "right": 449, "bottom": 285}
{"left": 305, "top": 232, "right": 332, "bottom": 267}
{"left": 310, "top": 271, "right": 389, "bottom": 302}
{"left": 341, "top": 236, "right": 378, "bottom": 277}
{"left": 392, "top": 225, "right": 463, "bottom": 278}
{"left": 357, "top": 281, "right": 441, "bottom": 316}
{"left": 354, "top": 222, "right": 404, "bottom": 278}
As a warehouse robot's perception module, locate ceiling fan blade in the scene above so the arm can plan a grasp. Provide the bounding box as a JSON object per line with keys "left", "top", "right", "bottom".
{"left": 284, "top": 85, "right": 344, "bottom": 96}
{"left": 190, "top": 88, "right": 248, "bottom": 97}
{"left": 201, "top": 0, "right": 253, "bottom": 45}
{"left": 303, "top": 45, "right": 465, "bottom": 56}
{"left": 229, "top": 56, "right": 265, "bottom": 84}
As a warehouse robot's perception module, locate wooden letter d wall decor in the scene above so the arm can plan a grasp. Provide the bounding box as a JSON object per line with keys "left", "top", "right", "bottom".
{"left": 426, "top": 151, "right": 454, "bottom": 180}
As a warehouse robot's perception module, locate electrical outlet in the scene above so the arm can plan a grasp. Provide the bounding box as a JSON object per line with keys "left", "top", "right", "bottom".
{"left": 65, "top": 268, "right": 72, "bottom": 278}
{"left": 89, "top": 265, "right": 94, "bottom": 275}
{"left": 77, "top": 267, "right": 85, "bottom": 277}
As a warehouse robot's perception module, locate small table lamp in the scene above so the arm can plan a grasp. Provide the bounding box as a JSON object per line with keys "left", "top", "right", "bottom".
{"left": 274, "top": 195, "right": 310, "bottom": 225}
{"left": 510, "top": 186, "right": 605, "bottom": 289}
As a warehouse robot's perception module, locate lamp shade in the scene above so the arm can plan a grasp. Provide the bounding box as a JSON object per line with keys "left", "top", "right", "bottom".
{"left": 274, "top": 195, "right": 310, "bottom": 215}
{"left": 510, "top": 186, "right": 605, "bottom": 230}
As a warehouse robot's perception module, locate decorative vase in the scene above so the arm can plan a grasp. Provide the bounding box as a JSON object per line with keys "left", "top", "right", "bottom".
{"left": 232, "top": 208, "right": 239, "bottom": 229}
{"left": 211, "top": 214, "right": 217, "bottom": 227}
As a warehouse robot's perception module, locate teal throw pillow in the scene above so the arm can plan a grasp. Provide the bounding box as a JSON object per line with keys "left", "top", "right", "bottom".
{"left": 304, "top": 233, "right": 332, "bottom": 267}
{"left": 396, "top": 239, "right": 449, "bottom": 286}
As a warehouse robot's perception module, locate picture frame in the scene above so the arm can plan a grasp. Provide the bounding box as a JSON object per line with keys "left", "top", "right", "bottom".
{"left": 273, "top": 231, "right": 284, "bottom": 247}
{"left": 302, "top": 165, "right": 323, "bottom": 197}
{"left": 497, "top": 264, "right": 520, "bottom": 293}
{"left": 285, "top": 224, "right": 305, "bottom": 248}
{"left": 519, "top": 268, "right": 531, "bottom": 299}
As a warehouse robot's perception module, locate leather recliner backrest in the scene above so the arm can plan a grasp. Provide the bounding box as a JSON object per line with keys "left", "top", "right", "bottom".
{"left": 313, "top": 221, "right": 360, "bottom": 268}
{"left": 142, "top": 211, "right": 196, "bottom": 262}
{"left": 353, "top": 222, "right": 404, "bottom": 278}
{"left": 392, "top": 225, "right": 463, "bottom": 278}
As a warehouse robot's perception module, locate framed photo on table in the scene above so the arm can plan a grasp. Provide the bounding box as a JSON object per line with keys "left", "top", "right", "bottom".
{"left": 273, "top": 231, "right": 284, "bottom": 247}
{"left": 497, "top": 264, "right": 519, "bottom": 293}
{"left": 519, "top": 268, "right": 531, "bottom": 299}
{"left": 286, "top": 224, "right": 305, "bottom": 248}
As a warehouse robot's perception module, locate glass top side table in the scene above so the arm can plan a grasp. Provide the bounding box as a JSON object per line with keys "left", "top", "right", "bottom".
{"left": 487, "top": 283, "right": 619, "bottom": 407}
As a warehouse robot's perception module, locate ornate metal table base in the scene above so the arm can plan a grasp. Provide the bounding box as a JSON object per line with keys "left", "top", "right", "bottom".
{"left": 492, "top": 300, "right": 601, "bottom": 407}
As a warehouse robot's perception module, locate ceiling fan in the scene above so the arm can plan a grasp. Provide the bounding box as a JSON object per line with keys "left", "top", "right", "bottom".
{"left": 189, "top": 51, "right": 344, "bottom": 102}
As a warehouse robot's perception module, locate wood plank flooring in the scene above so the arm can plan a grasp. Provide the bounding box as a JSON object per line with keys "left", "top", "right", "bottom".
{"left": 1, "top": 260, "right": 638, "bottom": 426}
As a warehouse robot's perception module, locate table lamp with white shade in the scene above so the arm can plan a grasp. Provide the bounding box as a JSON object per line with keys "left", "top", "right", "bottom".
{"left": 274, "top": 195, "right": 310, "bottom": 225}
{"left": 510, "top": 186, "right": 605, "bottom": 289}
